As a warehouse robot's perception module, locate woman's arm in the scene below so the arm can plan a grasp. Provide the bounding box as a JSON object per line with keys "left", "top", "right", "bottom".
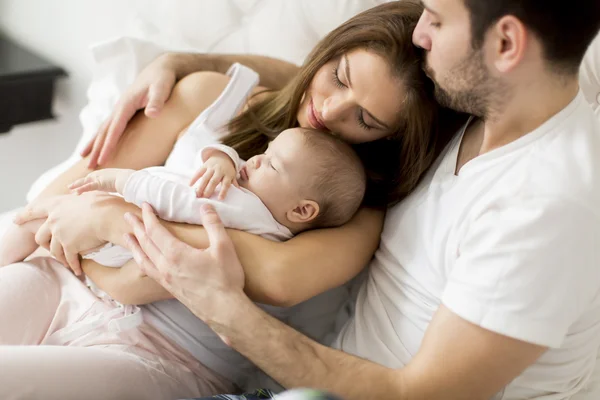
{"left": 230, "top": 208, "right": 384, "bottom": 306}
{"left": 83, "top": 53, "right": 299, "bottom": 167}
{"left": 82, "top": 259, "right": 172, "bottom": 305}
{"left": 33, "top": 71, "right": 232, "bottom": 201}
{"left": 92, "top": 195, "right": 384, "bottom": 307}
{"left": 164, "top": 53, "right": 300, "bottom": 90}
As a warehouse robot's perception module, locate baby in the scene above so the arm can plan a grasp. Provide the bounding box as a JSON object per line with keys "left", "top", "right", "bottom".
{"left": 0, "top": 127, "right": 366, "bottom": 271}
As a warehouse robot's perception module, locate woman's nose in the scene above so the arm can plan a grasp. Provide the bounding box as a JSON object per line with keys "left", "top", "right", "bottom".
{"left": 322, "top": 96, "right": 352, "bottom": 122}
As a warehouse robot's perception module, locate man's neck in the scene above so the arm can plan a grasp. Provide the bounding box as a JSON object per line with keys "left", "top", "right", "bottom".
{"left": 455, "top": 76, "right": 580, "bottom": 175}
{"left": 479, "top": 77, "right": 580, "bottom": 155}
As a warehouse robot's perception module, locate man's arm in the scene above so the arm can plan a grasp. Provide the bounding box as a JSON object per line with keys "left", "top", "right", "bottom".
{"left": 210, "top": 298, "right": 546, "bottom": 400}
{"left": 163, "top": 52, "right": 300, "bottom": 90}
{"left": 121, "top": 205, "right": 546, "bottom": 400}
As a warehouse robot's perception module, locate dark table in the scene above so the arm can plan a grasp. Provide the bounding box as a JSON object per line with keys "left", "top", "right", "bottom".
{"left": 0, "top": 35, "right": 67, "bottom": 134}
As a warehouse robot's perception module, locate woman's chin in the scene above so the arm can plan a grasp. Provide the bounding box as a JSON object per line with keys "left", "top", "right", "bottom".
{"left": 296, "top": 111, "right": 309, "bottom": 129}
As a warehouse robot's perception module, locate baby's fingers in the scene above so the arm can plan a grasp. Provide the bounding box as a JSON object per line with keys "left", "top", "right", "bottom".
{"left": 189, "top": 167, "right": 207, "bottom": 187}
{"left": 203, "top": 173, "right": 223, "bottom": 199}
{"left": 218, "top": 179, "right": 233, "bottom": 200}
{"left": 73, "top": 183, "right": 99, "bottom": 195}
{"left": 194, "top": 169, "right": 214, "bottom": 197}
{"left": 68, "top": 177, "right": 97, "bottom": 194}
{"left": 68, "top": 177, "right": 88, "bottom": 191}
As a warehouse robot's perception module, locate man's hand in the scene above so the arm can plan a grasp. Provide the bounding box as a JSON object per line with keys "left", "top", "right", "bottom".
{"left": 69, "top": 168, "right": 135, "bottom": 195}
{"left": 190, "top": 152, "right": 239, "bottom": 199}
{"left": 81, "top": 54, "right": 177, "bottom": 169}
{"left": 122, "top": 203, "right": 246, "bottom": 328}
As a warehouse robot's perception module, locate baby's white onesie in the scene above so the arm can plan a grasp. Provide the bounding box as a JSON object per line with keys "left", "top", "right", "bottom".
{"left": 83, "top": 144, "right": 292, "bottom": 267}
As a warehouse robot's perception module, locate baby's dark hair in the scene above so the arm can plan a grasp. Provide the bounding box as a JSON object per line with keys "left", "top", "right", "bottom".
{"left": 298, "top": 128, "right": 367, "bottom": 229}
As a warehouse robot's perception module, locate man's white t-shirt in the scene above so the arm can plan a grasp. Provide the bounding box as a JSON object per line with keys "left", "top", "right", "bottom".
{"left": 334, "top": 91, "right": 600, "bottom": 399}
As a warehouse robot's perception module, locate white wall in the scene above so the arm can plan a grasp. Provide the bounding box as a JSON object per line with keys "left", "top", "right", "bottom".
{"left": 0, "top": 0, "right": 137, "bottom": 212}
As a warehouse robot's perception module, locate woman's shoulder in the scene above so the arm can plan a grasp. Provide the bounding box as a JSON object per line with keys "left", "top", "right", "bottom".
{"left": 175, "top": 71, "right": 232, "bottom": 102}
{"left": 170, "top": 71, "right": 233, "bottom": 116}
{"left": 180, "top": 71, "right": 231, "bottom": 88}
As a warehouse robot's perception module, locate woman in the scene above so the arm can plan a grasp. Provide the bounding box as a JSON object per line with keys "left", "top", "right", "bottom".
{"left": 4, "top": 2, "right": 462, "bottom": 399}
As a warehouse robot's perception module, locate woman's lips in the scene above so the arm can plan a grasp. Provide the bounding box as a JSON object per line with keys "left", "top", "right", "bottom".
{"left": 308, "top": 99, "right": 327, "bottom": 131}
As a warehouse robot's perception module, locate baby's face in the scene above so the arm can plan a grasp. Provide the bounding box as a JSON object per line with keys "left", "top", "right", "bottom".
{"left": 238, "top": 128, "right": 311, "bottom": 225}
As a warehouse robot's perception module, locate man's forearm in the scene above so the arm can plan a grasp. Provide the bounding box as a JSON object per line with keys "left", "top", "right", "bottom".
{"left": 210, "top": 294, "right": 407, "bottom": 400}
{"left": 163, "top": 52, "right": 300, "bottom": 90}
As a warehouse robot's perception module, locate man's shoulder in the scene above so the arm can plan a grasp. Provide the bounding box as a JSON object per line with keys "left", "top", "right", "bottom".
{"left": 524, "top": 100, "right": 600, "bottom": 206}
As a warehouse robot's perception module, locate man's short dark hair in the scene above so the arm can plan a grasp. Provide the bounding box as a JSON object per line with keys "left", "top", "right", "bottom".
{"left": 463, "top": 0, "right": 600, "bottom": 75}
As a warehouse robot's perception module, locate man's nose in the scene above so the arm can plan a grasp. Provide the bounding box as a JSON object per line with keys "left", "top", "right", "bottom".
{"left": 412, "top": 15, "right": 432, "bottom": 51}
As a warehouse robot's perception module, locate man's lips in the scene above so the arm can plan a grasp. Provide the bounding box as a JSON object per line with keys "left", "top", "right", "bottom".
{"left": 308, "top": 99, "right": 327, "bottom": 131}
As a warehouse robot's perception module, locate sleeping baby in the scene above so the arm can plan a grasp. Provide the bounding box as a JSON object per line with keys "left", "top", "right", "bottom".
{"left": 0, "top": 126, "right": 366, "bottom": 270}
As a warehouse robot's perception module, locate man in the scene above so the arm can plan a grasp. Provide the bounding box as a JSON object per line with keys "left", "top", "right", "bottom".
{"left": 115, "top": 0, "right": 600, "bottom": 399}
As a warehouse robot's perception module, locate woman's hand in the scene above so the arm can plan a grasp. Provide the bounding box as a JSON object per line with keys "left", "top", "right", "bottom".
{"left": 81, "top": 54, "right": 177, "bottom": 169}
{"left": 13, "top": 192, "right": 110, "bottom": 276}
{"left": 122, "top": 203, "right": 246, "bottom": 325}
{"left": 190, "top": 152, "right": 239, "bottom": 199}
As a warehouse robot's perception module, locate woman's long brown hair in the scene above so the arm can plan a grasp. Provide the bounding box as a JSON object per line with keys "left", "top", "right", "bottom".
{"left": 222, "top": 1, "right": 466, "bottom": 207}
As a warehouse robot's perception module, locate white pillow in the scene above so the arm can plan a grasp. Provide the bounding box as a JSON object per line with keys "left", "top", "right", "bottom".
{"left": 26, "top": 0, "right": 385, "bottom": 201}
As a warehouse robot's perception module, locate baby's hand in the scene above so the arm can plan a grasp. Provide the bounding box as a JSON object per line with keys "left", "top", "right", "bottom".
{"left": 190, "top": 152, "right": 239, "bottom": 199}
{"left": 69, "top": 168, "right": 135, "bottom": 195}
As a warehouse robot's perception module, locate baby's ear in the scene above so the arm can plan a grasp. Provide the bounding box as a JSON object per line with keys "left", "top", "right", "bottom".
{"left": 287, "top": 200, "right": 320, "bottom": 224}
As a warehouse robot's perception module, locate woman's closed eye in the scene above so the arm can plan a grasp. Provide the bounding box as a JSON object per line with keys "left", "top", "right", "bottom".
{"left": 358, "top": 111, "right": 372, "bottom": 131}
{"left": 331, "top": 63, "right": 375, "bottom": 131}
{"left": 332, "top": 65, "right": 345, "bottom": 89}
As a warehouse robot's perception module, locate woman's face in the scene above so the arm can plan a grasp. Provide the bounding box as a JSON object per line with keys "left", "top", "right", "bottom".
{"left": 297, "top": 48, "right": 405, "bottom": 144}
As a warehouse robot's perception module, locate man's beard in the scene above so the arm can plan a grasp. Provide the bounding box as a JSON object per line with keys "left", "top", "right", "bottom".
{"left": 426, "top": 49, "right": 503, "bottom": 119}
